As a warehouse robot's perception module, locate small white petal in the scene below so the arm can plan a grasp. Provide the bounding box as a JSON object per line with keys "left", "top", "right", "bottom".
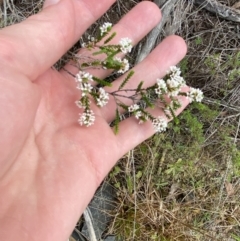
{"left": 152, "top": 117, "right": 168, "bottom": 133}
{"left": 119, "top": 38, "right": 132, "bottom": 54}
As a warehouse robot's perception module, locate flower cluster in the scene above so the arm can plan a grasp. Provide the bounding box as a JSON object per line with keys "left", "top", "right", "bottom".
{"left": 96, "top": 88, "right": 109, "bottom": 107}
{"left": 128, "top": 104, "right": 141, "bottom": 119}
{"left": 187, "top": 87, "right": 204, "bottom": 103}
{"left": 152, "top": 117, "right": 168, "bottom": 133}
{"left": 75, "top": 71, "right": 93, "bottom": 97}
{"left": 75, "top": 70, "right": 110, "bottom": 127}
{"left": 75, "top": 71, "right": 93, "bottom": 82}
{"left": 114, "top": 57, "right": 130, "bottom": 74}
{"left": 128, "top": 104, "right": 140, "bottom": 112}
{"left": 156, "top": 67, "right": 203, "bottom": 103}
{"left": 71, "top": 22, "right": 204, "bottom": 134}
{"left": 155, "top": 78, "right": 167, "bottom": 96}
{"left": 99, "top": 22, "right": 112, "bottom": 36}
{"left": 128, "top": 103, "right": 168, "bottom": 132}
{"left": 165, "top": 66, "right": 186, "bottom": 97}
{"left": 82, "top": 36, "right": 96, "bottom": 48}
{"left": 119, "top": 37, "right": 132, "bottom": 54}
{"left": 78, "top": 110, "right": 95, "bottom": 127}
{"left": 128, "top": 103, "right": 150, "bottom": 123}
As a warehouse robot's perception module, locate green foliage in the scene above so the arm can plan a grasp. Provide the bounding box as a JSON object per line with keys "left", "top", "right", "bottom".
{"left": 113, "top": 109, "right": 121, "bottom": 134}
{"left": 136, "top": 81, "right": 144, "bottom": 93}
{"left": 179, "top": 57, "right": 188, "bottom": 77}
{"left": 232, "top": 146, "right": 240, "bottom": 176}
{"left": 81, "top": 60, "right": 102, "bottom": 68}
{"left": 92, "top": 76, "right": 112, "bottom": 87}
{"left": 97, "top": 26, "right": 113, "bottom": 42}
{"left": 93, "top": 45, "right": 119, "bottom": 57}
{"left": 141, "top": 93, "right": 154, "bottom": 108}
{"left": 232, "top": 234, "right": 240, "bottom": 241}
{"left": 191, "top": 102, "right": 218, "bottom": 121}
{"left": 228, "top": 68, "right": 240, "bottom": 81}
{"left": 118, "top": 70, "right": 134, "bottom": 90}
{"left": 104, "top": 32, "right": 117, "bottom": 44}
{"left": 204, "top": 51, "right": 240, "bottom": 87}
{"left": 226, "top": 52, "right": 240, "bottom": 81}
{"left": 126, "top": 175, "right": 133, "bottom": 193}
{"left": 104, "top": 55, "right": 123, "bottom": 70}
{"left": 165, "top": 158, "right": 186, "bottom": 177}
{"left": 204, "top": 53, "right": 221, "bottom": 75}
{"left": 108, "top": 98, "right": 240, "bottom": 241}
{"left": 195, "top": 36, "right": 203, "bottom": 45}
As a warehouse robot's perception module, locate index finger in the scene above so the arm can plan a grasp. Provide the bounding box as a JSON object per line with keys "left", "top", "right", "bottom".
{"left": 0, "top": 0, "right": 115, "bottom": 80}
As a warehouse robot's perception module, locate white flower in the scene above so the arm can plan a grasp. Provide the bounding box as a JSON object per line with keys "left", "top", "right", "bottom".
{"left": 155, "top": 78, "right": 167, "bottom": 95}
{"left": 152, "top": 117, "right": 168, "bottom": 133}
{"left": 78, "top": 109, "right": 95, "bottom": 127}
{"left": 75, "top": 71, "right": 93, "bottom": 83}
{"left": 187, "top": 88, "right": 204, "bottom": 103}
{"left": 166, "top": 78, "right": 181, "bottom": 96}
{"left": 114, "top": 57, "right": 130, "bottom": 74}
{"left": 165, "top": 66, "right": 186, "bottom": 97}
{"left": 167, "top": 66, "right": 181, "bottom": 77}
{"left": 157, "top": 78, "right": 167, "bottom": 89}
{"left": 167, "top": 78, "right": 179, "bottom": 89}
{"left": 138, "top": 113, "right": 149, "bottom": 124}
{"left": 96, "top": 88, "right": 109, "bottom": 107}
{"left": 87, "top": 35, "right": 95, "bottom": 42}
{"left": 119, "top": 37, "right": 132, "bottom": 54}
{"left": 76, "top": 82, "right": 93, "bottom": 96}
{"left": 134, "top": 111, "right": 142, "bottom": 119}
{"left": 128, "top": 104, "right": 140, "bottom": 112}
{"left": 100, "top": 22, "right": 112, "bottom": 36}
{"left": 174, "top": 75, "right": 185, "bottom": 86}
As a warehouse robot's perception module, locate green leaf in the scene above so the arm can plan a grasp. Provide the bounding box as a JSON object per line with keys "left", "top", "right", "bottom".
{"left": 231, "top": 234, "right": 240, "bottom": 241}
{"left": 81, "top": 63, "right": 91, "bottom": 68}
{"left": 80, "top": 60, "right": 101, "bottom": 69}
{"left": 117, "top": 103, "right": 128, "bottom": 111}
{"left": 142, "top": 94, "right": 154, "bottom": 108}
{"left": 136, "top": 171, "right": 142, "bottom": 179}
{"left": 118, "top": 70, "right": 134, "bottom": 90}
{"left": 114, "top": 109, "right": 121, "bottom": 134}
{"left": 104, "top": 57, "right": 122, "bottom": 70}
{"left": 136, "top": 81, "right": 144, "bottom": 93}
{"left": 126, "top": 175, "right": 133, "bottom": 193}
{"left": 91, "top": 60, "right": 102, "bottom": 66}
{"left": 92, "top": 76, "right": 112, "bottom": 87}
{"left": 104, "top": 32, "right": 117, "bottom": 44}
{"left": 169, "top": 106, "right": 177, "bottom": 119}
{"left": 99, "top": 45, "right": 119, "bottom": 53}
{"left": 140, "top": 109, "right": 154, "bottom": 122}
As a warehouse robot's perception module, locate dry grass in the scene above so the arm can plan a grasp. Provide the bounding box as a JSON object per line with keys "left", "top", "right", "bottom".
{"left": 1, "top": 0, "right": 240, "bottom": 240}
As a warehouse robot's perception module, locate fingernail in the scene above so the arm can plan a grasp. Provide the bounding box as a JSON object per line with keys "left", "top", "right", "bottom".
{"left": 43, "top": 0, "right": 61, "bottom": 8}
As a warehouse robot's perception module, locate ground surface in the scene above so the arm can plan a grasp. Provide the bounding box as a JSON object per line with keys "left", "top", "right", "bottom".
{"left": 1, "top": 1, "right": 240, "bottom": 240}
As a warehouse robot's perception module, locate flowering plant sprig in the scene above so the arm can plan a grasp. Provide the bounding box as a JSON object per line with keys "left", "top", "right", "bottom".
{"left": 69, "top": 22, "right": 203, "bottom": 133}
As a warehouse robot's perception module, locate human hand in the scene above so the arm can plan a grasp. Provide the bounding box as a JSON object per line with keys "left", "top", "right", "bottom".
{"left": 0, "top": 0, "right": 187, "bottom": 240}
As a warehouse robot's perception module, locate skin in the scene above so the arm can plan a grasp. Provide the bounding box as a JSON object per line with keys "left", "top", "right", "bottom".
{"left": 0, "top": 0, "right": 188, "bottom": 240}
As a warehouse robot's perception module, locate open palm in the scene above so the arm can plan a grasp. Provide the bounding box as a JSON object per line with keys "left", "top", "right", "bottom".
{"left": 0, "top": 0, "right": 187, "bottom": 240}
